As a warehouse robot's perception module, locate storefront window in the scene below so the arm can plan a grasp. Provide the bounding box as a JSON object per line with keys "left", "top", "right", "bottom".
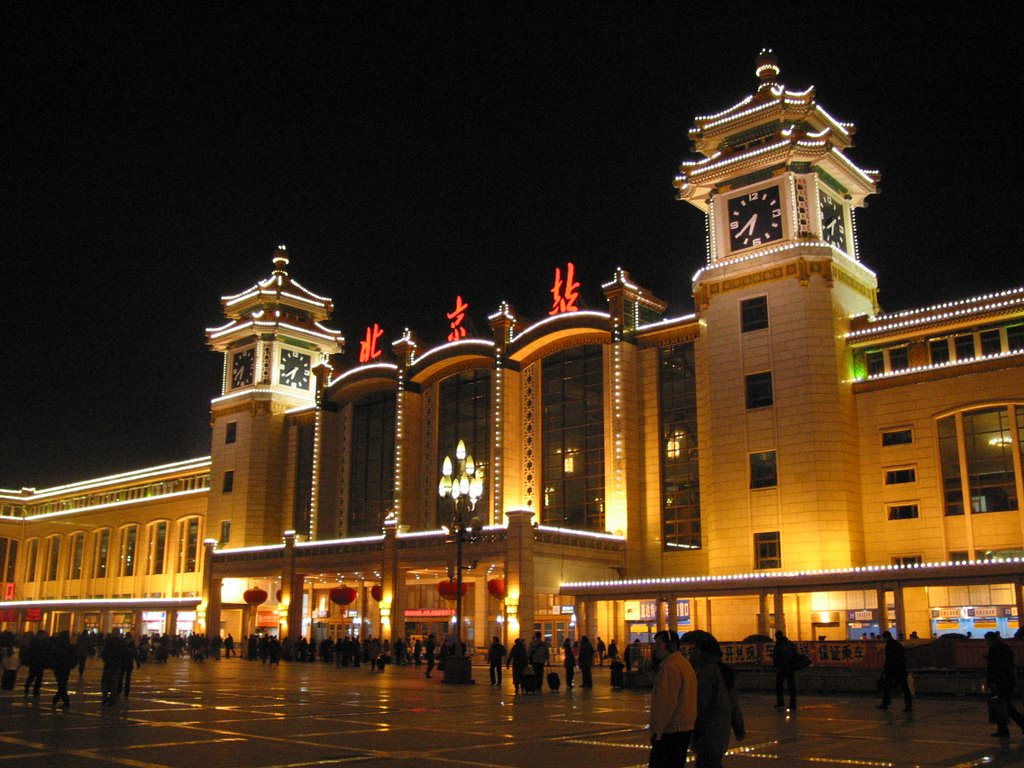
{"left": 349, "top": 390, "right": 396, "bottom": 535}
{"left": 438, "top": 369, "right": 491, "bottom": 523}
{"left": 541, "top": 345, "right": 604, "bottom": 531}
{"left": 659, "top": 343, "right": 700, "bottom": 550}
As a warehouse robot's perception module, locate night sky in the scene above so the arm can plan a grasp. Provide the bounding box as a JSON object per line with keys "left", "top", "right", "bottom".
{"left": 3, "top": 5, "right": 1021, "bottom": 488}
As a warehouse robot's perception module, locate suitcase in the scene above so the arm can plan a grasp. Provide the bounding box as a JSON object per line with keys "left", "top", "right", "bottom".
{"left": 523, "top": 670, "right": 542, "bottom": 693}
{"left": 1, "top": 669, "right": 16, "bottom": 691}
{"left": 547, "top": 671, "right": 561, "bottom": 691}
{"left": 610, "top": 660, "right": 625, "bottom": 688}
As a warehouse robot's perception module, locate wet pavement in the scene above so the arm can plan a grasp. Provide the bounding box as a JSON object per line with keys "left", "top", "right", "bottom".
{"left": 2, "top": 656, "right": 1024, "bottom": 767}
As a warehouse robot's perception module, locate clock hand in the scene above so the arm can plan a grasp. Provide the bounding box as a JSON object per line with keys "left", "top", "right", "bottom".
{"left": 283, "top": 368, "right": 297, "bottom": 381}
{"left": 736, "top": 214, "right": 758, "bottom": 238}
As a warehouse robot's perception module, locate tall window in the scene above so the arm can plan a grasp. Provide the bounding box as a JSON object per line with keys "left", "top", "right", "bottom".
{"left": 0, "top": 538, "right": 16, "bottom": 584}
{"left": 178, "top": 518, "right": 200, "bottom": 573}
{"left": 293, "top": 422, "right": 315, "bottom": 536}
{"left": 750, "top": 450, "right": 778, "bottom": 489}
{"left": 25, "top": 539, "right": 39, "bottom": 583}
{"left": 541, "top": 344, "right": 605, "bottom": 531}
{"left": 68, "top": 532, "right": 85, "bottom": 580}
{"left": 349, "top": 390, "right": 396, "bottom": 535}
{"left": 45, "top": 536, "right": 61, "bottom": 581}
{"left": 740, "top": 296, "right": 769, "bottom": 332}
{"left": 437, "top": 369, "right": 491, "bottom": 523}
{"left": 118, "top": 525, "right": 138, "bottom": 577}
{"left": 93, "top": 529, "right": 110, "bottom": 578}
{"left": 148, "top": 522, "right": 167, "bottom": 575}
{"left": 659, "top": 343, "right": 700, "bottom": 550}
{"left": 938, "top": 406, "right": 1024, "bottom": 516}
{"left": 754, "top": 532, "right": 781, "bottom": 569}
{"left": 745, "top": 372, "right": 773, "bottom": 409}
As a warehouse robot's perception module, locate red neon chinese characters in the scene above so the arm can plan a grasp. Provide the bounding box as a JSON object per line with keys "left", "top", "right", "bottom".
{"left": 358, "top": 323, "right": 384, "bottom": 363}
{"left": 548, "top": 261, "right": 581, "bottom": 315}
{"left": 446, "top": 295, "right": 469, "bottom": 341}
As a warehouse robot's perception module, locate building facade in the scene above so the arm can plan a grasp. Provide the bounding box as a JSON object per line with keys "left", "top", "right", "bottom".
{"left": 3, "top": 53, "right": 1023, "bottom": 647}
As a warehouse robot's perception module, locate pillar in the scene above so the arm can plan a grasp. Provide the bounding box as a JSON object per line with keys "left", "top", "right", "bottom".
{"left": 893, "top": 585, "right": 907, "bottom": 639}
{"left": 667, "top": 594, "right": 678, "bottom": 633}
{"left": 876, "top": 586, "right": 889, "bottom": 635}
{"left": 758, "top": 591, "right": 769, "bottom": 636}
{"left": 202, "top": 539, "right": 222, "bottom": 638}
{"left": 166, "top": 608, "right": 179, "bottom": 637}
{"left": 505, "top": 509, "right": 536, "bottom": 642}
{"left": 1016, "top": 576, "right": 1024, "bottom": 630}
{"left": 281, "top": 530, "right": 305, "bottom": 641}
{"left": 704, "top": 596, "right": 713, "bottom": 635}
{"left": 380, "top": 514, "right": 406, "bottom": 643}
{"left": 773, "top": 590, "right": 785, "bottom": 637}
{"left": 100, "top": 610, "right": 112, "bottom": 634}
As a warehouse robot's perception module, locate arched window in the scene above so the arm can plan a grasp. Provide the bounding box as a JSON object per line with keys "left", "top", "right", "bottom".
{"left": 147, "top": 521, "right": 168, "bottom": 575}
{"left": 177, "top": 517, "right": 200, "bottom": 573}
{"left": 437, "top": 369, "right": 491, "bottom": 522}
{"left": 92, "top": 529, "right": 111, "bottom": 578}
{"left": 67, "top": 532, "right": 86, "bottom": 580}
{"left": 938, "top": 405, "right": 1024, "bottom": 516}
{"left": 0, "top": 537, "right": 17, "bottom": 587}
{"left": 659, "top": 343, "right": 700, "bottom": 550}
{"left": 44, "top": 535, "right": 61, "bottom": 581}
{"left": 117, "top": 525, "right": 138, "bottom": 577}
{"left": 349, "top": 390, "right": 396, "bottom": 535}
{"left": 541, "top": 344, "right": 605, "bottom": 531}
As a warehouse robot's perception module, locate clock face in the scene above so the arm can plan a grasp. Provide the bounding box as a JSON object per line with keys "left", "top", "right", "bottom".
{"left": 819, "top": 191, "right": 847, "bottom": 251}
{"left": 727, "top": 185, "right": 783, "bottom": 252}
{"left": 278, "top": 349, "right": 312, "bottom": 390}
{"left": 230, "top": 348, "right": 255, "bottom": 389}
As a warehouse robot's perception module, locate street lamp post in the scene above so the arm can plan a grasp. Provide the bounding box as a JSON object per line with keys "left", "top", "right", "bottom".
{"left": 438, "top": 439, "right": 483, "bottom": 684}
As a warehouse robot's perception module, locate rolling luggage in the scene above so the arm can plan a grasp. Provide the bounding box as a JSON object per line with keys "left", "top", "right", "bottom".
{"left": 523, "top": 669, "right": 542, "bottom": 693}
{"left": 547, "top": 670, "right": 561, "bottom": 691}
{"left": 610, "top": 660, "right": 625, "bottom": 688}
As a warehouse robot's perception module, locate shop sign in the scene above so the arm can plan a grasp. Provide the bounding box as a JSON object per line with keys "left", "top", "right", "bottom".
{"left": 1, "top": 609, "right": 17, "bottom": 622}
{"left": 405, "top": 609, "right": 454, "bottom": 618}
{"left": 25, "top": 608, "right": 43, "bottom": 621}
{"left": 256, "top": 610, "right": 279, "bottom": 628}
{"left": 559, "top": 605, "right": 576, "bottom": 615}
{"left": 142, "top": 611, "right": 166, "bottom": 622}
{"left": 846, "top": 610, "right": 875, "bottom": 621}
{"left": 3, "top": 582, "right": 14, "bottom": 600}
{"left": 346, "top": 610, "right": 359, "bottom": 618}
{"left": 634, "top": 599, "right": 690, "bottom": 621}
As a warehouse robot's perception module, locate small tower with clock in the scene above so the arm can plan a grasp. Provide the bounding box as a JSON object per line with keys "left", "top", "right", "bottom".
{"left": 673, "top": 51, "right": 881, "bottom": 575}
{"left": 205, "top": 245, "right": 344, "bottom": 547}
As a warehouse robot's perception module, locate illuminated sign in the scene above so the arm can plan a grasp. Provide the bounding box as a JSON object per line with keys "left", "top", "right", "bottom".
{"left": 446, "top": 295, "right": 469, "bottom": 341}
{"left": 404, "top": 609, "right": 454, "bottom": 618}
{"left": 25, "top": 608, "right": 43, "bottom": 621}
{"left": 3, "top": 582, "right": 13, "bottom": 600}
{"left": 358, "top": 323, "right": 384, "bottom": 363}
{"left": 256, "top": 610, "right": 279, "bottom": 628}
{"left": 0, "top": 609, "right": 16, "bottom": 622}
{"left": 142, "top": 611, "right": 166, "bottom": 622}
{"left": 548, "top": 262, "right": 581, "bottom": 315}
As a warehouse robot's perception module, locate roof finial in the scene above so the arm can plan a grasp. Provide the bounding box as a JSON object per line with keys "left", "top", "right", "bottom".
{"left": 272, "top": 244, "right": 289, "bottom": 276}
{"left": 755, "top": 48, "right": 780, "bottom": 90}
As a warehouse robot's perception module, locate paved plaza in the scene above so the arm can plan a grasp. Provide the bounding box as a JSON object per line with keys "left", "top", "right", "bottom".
{"left": 3, "top": 657, "right": 1024, "bottom": 768}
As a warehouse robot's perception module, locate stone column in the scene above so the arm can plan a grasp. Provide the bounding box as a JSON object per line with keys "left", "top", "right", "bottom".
{"left": 202, "top": 539, "right": 222, "bottom": 638}
{"left": 166, "top": 608, "right": 178, "bottom": 637}
{"left": 666, "top": 594, "right": 678, "bottom": 633}
{"left": 281, "top": 531, "right": 305, "bottom": 641}
{"left": 1016, "top": 576, "right": 1024, "bottom": 630}
{"left": 758, "top": 591, "right": 769, "bottom": 636}
{"left": 380, "top": 515, "right": 403, "bottom": 643}
{"left": 773, "top": 590, "right": 785, "bottom": 637}
{"left": 505, "top": 509, "right": 535, "bottom": 642}
{"left": 876, "top": 586, "right": 890, "bottom": 635}
{"left": 893, "top": 584, "right": 907, "bottom": 639}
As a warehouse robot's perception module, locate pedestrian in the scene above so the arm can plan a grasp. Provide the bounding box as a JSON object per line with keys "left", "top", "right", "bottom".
{"left": 507, "top": 638, "right": 528, "bottom": 694}
{"left": 50, "top": 631, "right": 76, "bottom": 709}
{"left": 425, "top": 634, "right": 436, "bottom": 678}
{"left": 985, "top": 631, "right": 1024, "bottom": 737}
{"left": 100, "top": 631, "right": 128, "bottom": 706}
{"left": 877, "top": 630, "right": 913, "bottom": 713}
{"left": 224, "top": 633, "right": 235, "bottom": 657}
{"left": 772, "top": 632, "right": 799, "bottom": 711}
{"left": 22, "top": 630, "right": 50, "bottom": 698}
{"left": 487, "top": 636, "right": 507, "bottom": 686}
{"left": 562, "top": 637, "right": 576, "bottom": 689}
{"left": 76, "top": 631, "right": 91, "bottom": 677}
{"left": 626, "top": 638, "right": 641, "bottom": 671}
{"left": 648, "top": 630, "right": 697, "bottom": 768}
{"left": 596, "top": 636, "right": 606, "bottom": 666}
{"left": 692, "top": 635, "right": 742, "bottom": 768}
{"left": 527, "top": 631, "right": 549, "bottom": 680}
{"left": 579, "top": 635, "right": 596, "bottom": 688}
{"left": 414, "top": 638, "right": 423, "bottom": 666}
{"left": 608, "top": 638, "right": 619, "bottom": 663}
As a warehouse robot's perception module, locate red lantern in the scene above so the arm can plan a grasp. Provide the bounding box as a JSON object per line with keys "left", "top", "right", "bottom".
{"left": 437, "top": 579, "right": 467, "bottom": 601}
{"left": 487, "top": 578, "right": 506, "bottom": 599}
{"left": 370, "top": 585, "right": 384, "bottom": 602}
{"left": 243, "top": 588, "right": 268, "bottom": 606}
{"left": 275, "top": 589, "right": 282, "bottom": 603}
{"left": 330, "top": 586, "right": 357, "bottom": 606}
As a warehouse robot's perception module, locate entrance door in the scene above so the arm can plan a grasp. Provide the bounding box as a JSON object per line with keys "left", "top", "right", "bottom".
{"left": 535, "top": 619, "right": 570, "bottom": 659}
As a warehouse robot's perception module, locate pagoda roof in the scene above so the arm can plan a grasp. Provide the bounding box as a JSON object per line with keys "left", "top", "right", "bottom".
{"left": 219, "top": 245, "right": 336, "bottom": 322}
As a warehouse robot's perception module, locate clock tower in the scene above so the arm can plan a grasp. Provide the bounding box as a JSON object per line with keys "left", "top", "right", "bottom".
{"left": 205, "top": 245, "right": 344, "bottom": 547}
{"left": 675, "top": 52, "right": 880, "bottom": 573}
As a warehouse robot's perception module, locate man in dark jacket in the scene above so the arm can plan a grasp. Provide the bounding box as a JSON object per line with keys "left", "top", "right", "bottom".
{"left": 986, "top": 631, "right": 1024, "bottom": 737}
{"left": 877, "top": 631, "right": 913, "bottom": 712}
{"left": 22, "top": 630, "right": 51, "bottom": 698}
{"left": 50, "top": 631, "right": 77, "bottom": 709}
{"left": 772, "top": 632, "right": 798, "bottom": 711}
{"left": 487, "top": 636, "right": 507, "bottom": 686}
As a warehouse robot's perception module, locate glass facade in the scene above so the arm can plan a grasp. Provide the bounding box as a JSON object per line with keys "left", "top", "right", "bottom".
{"left": 437, "top": 369, "right": 491, "bottom": 524}
{"left": 541, "top": 345, "right": 604, "bottom": 531}
{"left": 659, "top": 343, "right": 700, "bottom": 550}
{"left": 939, "top": 406, "right": 1023, "bottom": 516}
{"left": 348, "top": 390, "right": 396, "bottom": 535}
